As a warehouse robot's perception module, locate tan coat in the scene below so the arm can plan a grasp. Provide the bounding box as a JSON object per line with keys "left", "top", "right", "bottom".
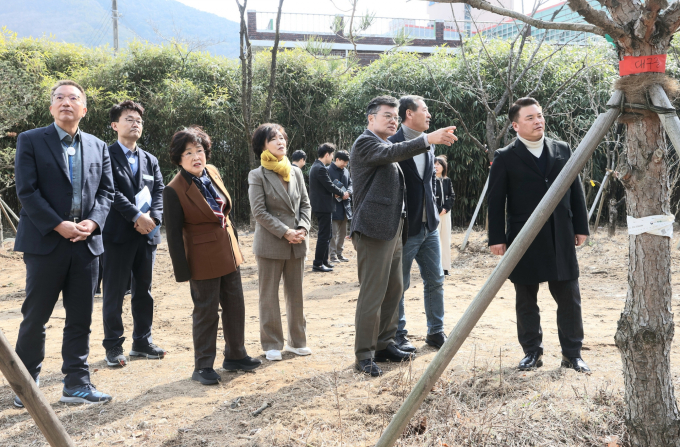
{"left": 164, "top": 165, "right": 243, "bottom": 281}
{"left": 248, "top": 165, "right": 311, "bottom": 260}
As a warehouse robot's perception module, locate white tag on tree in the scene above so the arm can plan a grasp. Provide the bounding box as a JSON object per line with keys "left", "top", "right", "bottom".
{"left": 67, "top": 147, "right": 76, "bottom": 156}
{"left": 627, "top": 214, "right": 674, "bottom": 238}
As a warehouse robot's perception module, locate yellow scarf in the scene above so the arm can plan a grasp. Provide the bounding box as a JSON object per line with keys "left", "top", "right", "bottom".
{"left": 261, "top": 149, "right": 292, "bottom": 182}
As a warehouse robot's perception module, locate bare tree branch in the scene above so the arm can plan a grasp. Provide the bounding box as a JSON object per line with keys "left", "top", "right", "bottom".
{"left": 432, "top": 0, "right": 609, "bottom": 36}
{"left": 264, "top": 0, "right": 284, "bottom": 122}
{"left": 566, "top": 0, "right": 625, "bottom": 38}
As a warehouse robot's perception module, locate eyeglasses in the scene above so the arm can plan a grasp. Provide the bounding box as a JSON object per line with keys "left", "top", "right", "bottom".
{"left": 182, "top": 149, "right": 205, "bottom": 158}
{"left": 124, "top": 118, "right": 144, "bottom": 126}
{"left": 372, "top": 113, "right": 402, "bottom": 123}
{"left": 52, "top": 94, "right": 82, "bottom": 104}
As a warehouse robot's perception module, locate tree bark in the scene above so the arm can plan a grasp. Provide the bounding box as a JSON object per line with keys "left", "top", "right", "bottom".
{"left": 264, "top": 0, "right": 284, "bottom": 122}
{"left": 608, "top": 198, "right": 617, "bottom": 238}
{"left": 615, "top": 111, "right": 680, "bottom": 446}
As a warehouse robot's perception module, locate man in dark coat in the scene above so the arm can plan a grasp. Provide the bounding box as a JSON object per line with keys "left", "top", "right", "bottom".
{"left": 13, "top": 80, "right": 115, "bottom": 407}
{"left": 101, "top": 100, "right": 166, "bottom": 367}
{"left": 328, "top": 150, "right": 352, "bottom": 263}
{"left": 487, "top": 97, "right": 590, "bottom": 373}
{"left": 308, "top": 143, "right": 348, "bottom": 272}
{"left": 350, "top": 95, "right": 457, "bottom": 377}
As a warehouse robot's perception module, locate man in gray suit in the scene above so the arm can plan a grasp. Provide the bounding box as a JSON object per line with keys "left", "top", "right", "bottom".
{"left": 351, "top": 95, "right": 457, "bottom": 376}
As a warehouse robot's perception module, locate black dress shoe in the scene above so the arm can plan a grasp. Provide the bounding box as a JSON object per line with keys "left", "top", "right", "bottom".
{"left": 425, "top": 332, "right": 447, "bottom": 349}
{"left": 395, "top": 335, "right": 416, "bottom": 353}
{"left": 337, "top": 255, "right": 350, "bottom": 262}
{"left": 312, "top": 264, "right": 333, "bottom": 272}
{"left": 223, "top": 356, "right": 262, "bottom": 371}
{"left": 192, "top": 368, "right": 221, "bottom": 385}
{"left": 356, "top": 359, "right": 382, "bottom": 377}
{"left": 561, "top": 355, "right": 591, "bottom": 373}
{"left": 374, "top": 344, "right": 415, "bottom": 362}
{"left": 518, "top": 351, "right": 543, "bottom": 370}
{"left": 443, "top": 270, "right": 450, "bottom": 276}
{"left": 324, "top": 261, "right": 335, "bottom": 268}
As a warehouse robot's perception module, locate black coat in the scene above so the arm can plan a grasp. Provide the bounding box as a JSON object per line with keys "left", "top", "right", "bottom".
{"left": 13, "top": 123, "right": 114, "bottom": 256}
{"left": 434, "top": 176, "right": 454, "bottom": 213}
{"left": 487, "top": 138, "right": 589, "bottom": 285}
{"left": 328, "top": 162, "right": 352, "bottom": 220}
{"left": 309, "top": 159, "right": 344, "bottom": 213}
{"left": 102, "top": 142, "right": 164, "bottom": 245}
{"left": 389, "top": 128, "right": 439, "bottom": 238}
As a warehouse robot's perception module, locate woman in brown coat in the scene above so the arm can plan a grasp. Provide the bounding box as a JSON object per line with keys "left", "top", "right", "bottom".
{"left": 163, "top": 126, "right": 261, "bottom": 385}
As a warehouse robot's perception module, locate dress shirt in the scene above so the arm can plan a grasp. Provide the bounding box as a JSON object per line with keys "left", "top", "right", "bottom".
{"left": 54, "top": 123, "right": 82, "bottom": 219}
{"left": 118, "top": 141, "right": 142, "bottom": 222}
{"left": 401, "top": 124, "right": 433, "bottom": 222}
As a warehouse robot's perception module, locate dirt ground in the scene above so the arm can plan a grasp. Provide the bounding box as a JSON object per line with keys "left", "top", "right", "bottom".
{"left": 0, "top": 228, "right": 679, "bottom": 446}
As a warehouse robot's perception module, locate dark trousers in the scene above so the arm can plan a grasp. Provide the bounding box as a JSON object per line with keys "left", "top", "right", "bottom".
{"left": 313, "top": 211, "right": 332, "bottom": 267}
{"left": 514, "top": 279, "right": 584, "bottom": 358}
{"left": 16, "top": 238, "right": 98, "bottom": 387}
{"left": 102, "top": 238, "right": 156, "bottom": 350}
{"left": 189, "top": 268, "right": 248, "bottom": 369}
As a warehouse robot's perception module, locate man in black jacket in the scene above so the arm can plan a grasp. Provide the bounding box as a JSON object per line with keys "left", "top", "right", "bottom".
{"left": 328, "top": 150, "right": 352, "bottom": 263}
{"left": 309, "top": 143, "right": 348, "bottom": 272}
{"left": 487, "top": 97, "right": 590, "bottom": 373}
{"left": 389, "top": 96, "right": 447, "bottom": 352}
{"left": 102, "top": 101, "right": 166, "bottom": 367}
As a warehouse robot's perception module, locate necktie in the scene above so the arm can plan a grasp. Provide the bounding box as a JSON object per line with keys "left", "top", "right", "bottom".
{"left": 191, "top": 173, "right": 226, "bottom": 228}
{"left": 126, "top": 150, "right": 138, "bottom": 176}
{"left": 63, "top": 135, "right": 74, "bottom": 183}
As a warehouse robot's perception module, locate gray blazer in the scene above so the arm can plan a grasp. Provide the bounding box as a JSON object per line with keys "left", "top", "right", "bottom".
{"left": 350, "top": 130, "right": 430, "bottom": 244}
{"left": 248, "top": 165, "right": 312, "bottom": 260}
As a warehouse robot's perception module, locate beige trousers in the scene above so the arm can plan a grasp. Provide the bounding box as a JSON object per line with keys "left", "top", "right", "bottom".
{"left": 330, "top": 218, "right": 348, "bottom": 259}
{"left": 255, "top": 254, "right": 307, "bottom": 351}
{"left": 352, "top": 219, "right": 404, "bottom": 361}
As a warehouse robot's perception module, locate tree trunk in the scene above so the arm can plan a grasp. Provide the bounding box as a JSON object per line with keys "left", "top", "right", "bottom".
{"left": 264, "top": 0, "right": 284, "bottom": 122}
{"left": 615, "top": 110, "right": 680, "bottom": 446}
{"left": 608, "top": 198, "right": 617, "bottom": 238}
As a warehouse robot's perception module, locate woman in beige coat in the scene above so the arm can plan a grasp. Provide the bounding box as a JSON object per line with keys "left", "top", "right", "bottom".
{"left": 248, "top": 123, "right": 312, "bottom": 361}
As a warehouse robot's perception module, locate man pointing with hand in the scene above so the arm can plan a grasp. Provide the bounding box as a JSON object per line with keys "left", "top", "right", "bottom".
{"left": 350, "top": 95, "right": 457, "bottom": 377}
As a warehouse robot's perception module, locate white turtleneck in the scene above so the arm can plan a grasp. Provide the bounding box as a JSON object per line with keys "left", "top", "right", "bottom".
{"left": 518, "top": 135, "right": 545, "bottom": 158}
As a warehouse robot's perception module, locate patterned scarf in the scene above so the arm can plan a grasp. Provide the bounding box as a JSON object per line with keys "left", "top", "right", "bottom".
{"left": 189, "top": 169, "right": 226, "bottom": 228}
{"left": 260, "top": 149, "right": 292, "bottom": 182}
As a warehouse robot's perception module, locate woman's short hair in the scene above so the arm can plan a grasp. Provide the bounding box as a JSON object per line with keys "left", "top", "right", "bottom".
{"left": 435, "top": 155, "right": 448, "bottom": 178}
{"left": 168, "top": 126, "right": 212, "bottom": 166}
{"left": 252, "top": 123, "right": 288, "bottom": 158}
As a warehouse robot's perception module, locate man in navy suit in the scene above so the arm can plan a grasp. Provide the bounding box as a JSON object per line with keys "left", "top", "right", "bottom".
{"left": 13, "top": 80, "right": 114, "bottom": 407}
{"left": 389, "top": 96, "right": 447, "bottom": 352}
{"left": 102, "top": 101, "right": 166, "bottom": 367}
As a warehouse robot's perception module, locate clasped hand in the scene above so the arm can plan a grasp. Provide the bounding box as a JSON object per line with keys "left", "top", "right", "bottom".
{"left": 54, "top": 219, "right": 98, "bottom": 242}
{"left": 135, "top": 212, "right": 156, "bottom": 235}
{"left": 284, "top": 228, "right": 306, "bottom": 244}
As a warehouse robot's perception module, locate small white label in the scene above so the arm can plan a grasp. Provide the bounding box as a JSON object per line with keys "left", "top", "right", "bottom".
{"left": 67, "top": 147, "right": 76, "bottom": 156}
{"left": 627, "top": 214, "right": 674, "bottom": 238}
{"left": 128, "top": 157, "right": 136, "bottom": 164}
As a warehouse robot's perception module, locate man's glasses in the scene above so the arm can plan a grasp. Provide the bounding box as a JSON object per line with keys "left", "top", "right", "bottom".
{"left": 52, "top": 94, "right": 82, "bottom": 104}
{"left": 372, "top": 113, "right": 402, "bottom": 123}
{"left": 124, "top": 118, "right": 144, "bottom": 126}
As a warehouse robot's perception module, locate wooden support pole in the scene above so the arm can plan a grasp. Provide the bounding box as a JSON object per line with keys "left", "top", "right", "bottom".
{"left": 0, "top": 198, "right": 19, "bottom": 223}
{"left": 649, "top": 84, "right": 680, "bottom": 159}
{"left": 460, "top": 174, "right": 489, "bottom": 251}
{"left": 0, "top": 201, "right": 17, "bottom": 234}
{"left": 374, "top": 90, "right": 623, "bottom": 447}
{"left": 0, "top": 329, "right": 75, "bottom": 446}
{"left": 588, "top": 170, "right": 610, "bottom": 221}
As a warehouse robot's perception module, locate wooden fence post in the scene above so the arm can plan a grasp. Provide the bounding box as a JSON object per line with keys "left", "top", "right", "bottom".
{"left": 0, "top": 329, "right": 75, "bottom": 447}
{"left": 373, "top": 90, "right": 623, "bottom": 447}
{"left": 460, "top": 174, "right": 489, "bottom": 251}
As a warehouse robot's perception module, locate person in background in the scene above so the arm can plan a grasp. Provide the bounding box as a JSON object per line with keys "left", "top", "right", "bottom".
{"left": 248, "top": 123, "right": 312, "bottom": 361}
{"left": 291, "top": 150, "right": 307, "bottom": 170}
{"left": 434, "top": 155, "right": 454, "bottom": 276}
{"left": 328, "top": 150, "right": 352, "bottom": 263}
{"left": 13, "top": 80, "right": 114, "bottom": 406}
{"left": 101, "top": 100, "right": 166, "bottom": 367}
{"left": 164, "top": 126, "right": 261, "bottom": 385}
{"left": 350, "top": 95, "right": 458, "bottom": 377}
{"left": 308, "top": 143, "right": 348, "bottom": 272}
{"left": 487, "top": 97, "right": 590, "bottom": 373}
{"left": 389, "top": 95, "right": 448, "bottom": 352}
